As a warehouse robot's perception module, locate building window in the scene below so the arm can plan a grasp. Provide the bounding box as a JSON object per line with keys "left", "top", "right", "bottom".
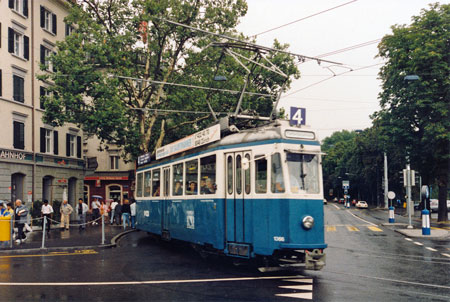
{"left": 9, "top": 0, "right": 28, "bottom": 17}
{"left": 40, "top": 6, "right": 57, "bottom": 35}
{"left": 40, "top": 128, "right": 58, "bottom": 154}
{"left": 110, "top": 155, "right": 119, "bottom": 170}
{"left": 13, "top": 75, "right": 25, "bottom": 103}
{"left": 67, "top": 134, "right": 75, "bottom": 157}
{"left": 8, "top": 28, "right": 29, "bottom": 60}
{"left": 40, "top": 86, "right": 51, "bottom": 109}
{"left": 13, "top": 121, "right": 25, "bottom": 150}
{"left": 40, "top": 45, "right": 53, "bottom": 71}
{"left": 65, "top": 24, "right": 74, "bottom": 36}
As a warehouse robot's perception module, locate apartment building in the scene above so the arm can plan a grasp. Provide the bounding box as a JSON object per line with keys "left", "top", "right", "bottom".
{"left": 0, "top": 0, "right": 84, "bottom": 208}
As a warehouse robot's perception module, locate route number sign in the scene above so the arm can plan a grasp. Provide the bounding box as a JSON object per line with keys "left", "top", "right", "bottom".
{"left": 290, "top": 107, "right": 306, "bottom": 126}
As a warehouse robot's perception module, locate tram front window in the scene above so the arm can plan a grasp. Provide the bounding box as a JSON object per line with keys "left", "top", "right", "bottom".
{"left": 287, "top": 153, "right": 320, "bottom": 194}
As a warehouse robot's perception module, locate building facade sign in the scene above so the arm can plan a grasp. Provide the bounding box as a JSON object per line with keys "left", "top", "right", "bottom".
{"left": 85, "top": 176, "right": 129, "bottom": 181}
{"left": 156, "top": 124, "right": 221, "bottom": 160}
{"left": 0, "top": 149, "right": 28, "bottom": 161}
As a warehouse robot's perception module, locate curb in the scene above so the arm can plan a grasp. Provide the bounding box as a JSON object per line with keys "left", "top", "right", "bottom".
{"left": 0, "top": 229, "right": 136, "bottom": 255}
{"left": 394, "top": 228, "right": 450, "bottom": 239}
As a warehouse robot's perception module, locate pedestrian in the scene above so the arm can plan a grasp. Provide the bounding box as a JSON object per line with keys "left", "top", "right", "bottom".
{"left": 91, "top": 198, "right": 101, "bottom": 225}
{"left": 114, "top": 201, "right": 122, "bottom": 225}
{"left": 100, "top": 200, "right": 109, "bottom": 223}
{"left": 60, "top": 200, "right": 73, "bottom": 230}
{"left": 76, "top": 198, "right": 89, "bottom": 230}
{"left": 121, "top": 199, "right": 131, "bottom": 229}
{"left": 5, "top": 203, "right": 14, "bottom": 217}
{"left": 130, "top": 199, "right": 136, "bottom": 229}
{"left": 14, "top": 199, "right": 29, "bottom": 244}
{"left": 110, "top": 199, "right": 118, "bottom": 224}
{"left": 41, "top": 200, "right": 54, "bottom": 234}
{"left": 0, "top": 203, "right": 5, "bottom": 216}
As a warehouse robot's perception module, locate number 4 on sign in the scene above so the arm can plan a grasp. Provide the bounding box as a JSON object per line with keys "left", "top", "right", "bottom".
{"left": 290, "top": 107, "right": 306, "bottom": 126}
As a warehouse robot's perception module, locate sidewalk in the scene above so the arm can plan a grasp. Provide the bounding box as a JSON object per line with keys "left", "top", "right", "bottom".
{"left": 0, "top": 223, "right": 133, "bottom": 254}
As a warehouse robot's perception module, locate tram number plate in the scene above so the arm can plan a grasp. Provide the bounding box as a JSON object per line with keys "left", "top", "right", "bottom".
{"left": 273, "top": 236, "right": 285, "bottom": 242}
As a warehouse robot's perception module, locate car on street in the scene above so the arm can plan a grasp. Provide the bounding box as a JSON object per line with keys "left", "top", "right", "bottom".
{"left": 339, "top": 198, "right": 345, "bottom": 204}
{"left": 323, "top": 199, "right": 328, "bottom": 205}
{"left": 356, "top": 201, "right": 368, "bottom": 208}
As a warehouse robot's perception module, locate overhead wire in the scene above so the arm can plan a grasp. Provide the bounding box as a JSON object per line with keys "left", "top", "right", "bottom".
{"left": 252, "top": 0, "right": 358, "bottom": 37}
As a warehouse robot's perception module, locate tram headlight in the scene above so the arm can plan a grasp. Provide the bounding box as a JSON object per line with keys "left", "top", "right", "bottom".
{"left": 302, "top": 216, "right": 315, "bottom": 229}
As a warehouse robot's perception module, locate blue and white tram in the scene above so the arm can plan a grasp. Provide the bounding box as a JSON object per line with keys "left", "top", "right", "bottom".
{"left": 135, "top": 120, "right": 326, "bottom": 270}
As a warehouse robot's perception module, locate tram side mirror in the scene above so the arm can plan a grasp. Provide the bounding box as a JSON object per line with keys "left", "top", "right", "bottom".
{"left": 242, "top": 157, "right": 250, "bottom": 170}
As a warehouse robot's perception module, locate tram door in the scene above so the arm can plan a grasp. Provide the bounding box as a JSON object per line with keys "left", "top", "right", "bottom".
{"left": 162, "top": 167, "right": 170, "bottom": 233}
{"left": 225, "top": 151, "right": 251, "bottom": 243}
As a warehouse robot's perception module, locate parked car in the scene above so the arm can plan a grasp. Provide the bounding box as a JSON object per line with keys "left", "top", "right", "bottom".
{"left": 430, "top": 199, "right": 438, "bottom": 212}
{"left": 356, "top": 201, "right": 368, "bottom": 208}
{"left": 323, "top": 199, "right": 328, "bottom": 205}
{"left": 339, "top": 198, "right": 345, "bottom": 204}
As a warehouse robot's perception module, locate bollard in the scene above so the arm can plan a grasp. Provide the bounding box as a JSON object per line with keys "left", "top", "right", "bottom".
{"left": 41, "top": 216, "right": 47, "bottom": 249}
{"left": 389, "top": 206, "right": 395, "bottom": 223}
{"left": 421, "top": 209, "right": 430, "bottom": 235}
{"left": 101, "top": 215, "right": 105, "bottom": 245}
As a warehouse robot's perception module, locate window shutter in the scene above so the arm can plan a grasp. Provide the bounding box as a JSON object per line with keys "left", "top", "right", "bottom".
{"left": 65, "top": 24, "right": 69, "bottom": 36}
{"left": 52, "top": 14, "right": 57, "bottom": 34}
{"left": 66, "top": 133, "right": 70, "bottom": 156}
{"left": 23, "top": 35, "right": 29, "bottom": 60}
{"left": 23, "top": 0, "right": 28, "bottom": 17}
{"left": 40, "top": 128, "right": 46, "bottom": 153}
{"left": 53, "top": 131, "right": 59, "bottom": 155}
{"left": 8, "top": 27, "right": 14, "bottom": 53}
{"left": 0, "top": 70, "right": 2, "bottom": 97}
{"left": 18, "top": 122, "right": 24, "bottom": 149}
{"left": 13, "top": 75, "right": 19, "bottom": 101}
{"left": 40, "top": 86, "right": 45, "bottom": 109}
{"left": 40, "top": 45, "right": 45, "bottom": 65}
{"left": 13, "top": 121, "right": 19, "bottom": 149}
{"left": 52, "top": 52, "right": 57, "bottom": 72}
{"left": 77, "top": 136, "right": 82, "bottom": 158}
{"left": 9, "top": 0, "right": 14, "bottom": 9}
{"left": 40, "top": 6, "right": 45, "bottom": 28}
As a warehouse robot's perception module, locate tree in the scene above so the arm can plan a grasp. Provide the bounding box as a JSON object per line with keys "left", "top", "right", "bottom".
{"left": 375, "top": 3, "right": 449, "bottom": 221}
{"left": 39, "top": 0, "right": 299, "bottom": 160}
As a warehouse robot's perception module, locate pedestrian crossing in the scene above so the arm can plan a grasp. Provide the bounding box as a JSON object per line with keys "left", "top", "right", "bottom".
{"left": 325, "top": 224, "right": 383, "bottom": 232}
{"left": 276, "top": 277, "right": 314, "bottom": 300}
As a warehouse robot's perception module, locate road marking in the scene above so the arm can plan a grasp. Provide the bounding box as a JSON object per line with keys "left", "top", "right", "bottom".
{"left": 405, "top": 238, "right": 413, "bottom": 241}
{"left": 441, "top": 253, "right": 450, "bottom": 258}
{"left": 367, "top": 226, "right": 383, "bottom": 232}
{"left": 413, "top": 242, "right": 423, "bottom": 246}
{"left": 425, "top": 247, "right": 438, "bottom": 252}
{"left": 279, "top": 285, "right": 313, "bottom": 290}
{"left": 276, "top": 293, "right": 313, "bottom": 300}
{"left": 326, "top": 226, "right": 336, "bottom": 232}
{"left": 282, "top": 279, "right": 313, "bottom": 283}
{"left": 332, "top": 204, "right": 340, "bottom": 210}
{"left": 346, "top": 226, "right": 359, "bottom": 232}
{"left": 0, "top": 250, "right": 98, "bottom": 259}
{"left": 0, "top": 275, "right": 299, "bottom": 286}
{"left": 345, "top": 210, "right": 377, "bottom": 226}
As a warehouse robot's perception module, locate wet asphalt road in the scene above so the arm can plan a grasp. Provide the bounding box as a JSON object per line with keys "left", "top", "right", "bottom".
{"left": 0, "top": 204, "right": 449, "bottom": 302}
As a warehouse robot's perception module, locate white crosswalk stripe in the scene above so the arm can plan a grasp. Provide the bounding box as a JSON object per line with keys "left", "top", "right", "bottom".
{"left": 276, "top": 278, "right": 314, "bottom": 300}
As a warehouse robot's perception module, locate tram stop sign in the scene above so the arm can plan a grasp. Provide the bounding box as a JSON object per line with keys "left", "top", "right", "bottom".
{"left": 290, "top": 107, "right": 306, "bottom": 126}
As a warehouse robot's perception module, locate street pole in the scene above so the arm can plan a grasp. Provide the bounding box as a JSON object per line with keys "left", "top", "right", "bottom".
{"left": 406, "top": 164, "right": 413, "bottom": 229}
{"left": 384, "top": 152, "right": 388, "bottom": 209}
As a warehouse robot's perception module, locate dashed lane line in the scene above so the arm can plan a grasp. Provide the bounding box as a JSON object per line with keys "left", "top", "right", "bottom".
{"left": 426, "top": 247, "right": 438, "bottom": 252}
{"left": 405, "top": 238, "right": 413, "bottom": 241}
{"left": 326, "top": 226, "right": 336, "bottom": 232}
{"left": 346, "top": 226, "right": 360, "bottom": 232}
{"left": 367, "top": 226, "right": 383, "bottom": 232}
{"left": 442, "top": 253, "right": 450, "bottom": 258}
{"left": 413, "top": 242, "right": 424, "bottom": 246}
{"left": 0, "top": 275, "right": 299, "bottom": 286}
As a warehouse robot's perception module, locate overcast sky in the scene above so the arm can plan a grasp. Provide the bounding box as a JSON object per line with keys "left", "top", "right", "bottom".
{"left": 236, "top": 0, "right": 445, "bottom": 140}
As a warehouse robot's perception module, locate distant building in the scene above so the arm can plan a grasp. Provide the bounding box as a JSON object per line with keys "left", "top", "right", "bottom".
{"left": 0, "top": 0, "right": 84, "bottom": 209}
{"left": 83, "top": 136, "right": 135, "bottom": 206}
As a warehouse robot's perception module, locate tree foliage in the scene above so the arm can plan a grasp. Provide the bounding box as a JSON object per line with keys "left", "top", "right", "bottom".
{"left": 39, "top": 0, "right": 299, "bottom": 160}
{"left": 374, "top": 3, "right": 449, "bottom": 220}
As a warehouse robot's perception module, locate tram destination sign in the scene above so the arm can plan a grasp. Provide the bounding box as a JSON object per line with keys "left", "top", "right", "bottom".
{"left": 156, "top": 124, "right": 221, "bottom": 160}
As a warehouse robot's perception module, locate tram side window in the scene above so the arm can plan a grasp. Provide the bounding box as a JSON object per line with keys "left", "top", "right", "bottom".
{"left": 136, "top": 172, "right": 143, "bottom": 197}
{"left": 271, "top": 153, "right": 285, "bottom": 193}
{"left": 172, "top": 163, "right": 183, "bottom": 196}
{"left": 143, "top": 171, "right": 151, "bottom": 197}
{"left": 200, "top": 155, "right": 216, "bottom": 194}
{"left": 185, "top": 159, "right": 198, "bottom": 195}
{"left": 255, "top": 156, "right": 267, "bottom": 193}
{"left": 244, "top": 154, "right": 251, "bottom": 194}
{"left": 152, "top": 169, "right": 161, "bottom": 197}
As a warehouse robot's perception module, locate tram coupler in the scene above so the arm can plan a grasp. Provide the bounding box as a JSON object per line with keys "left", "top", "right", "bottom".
{"left": 305, "top": 249, "right": 326, "bottom": 270}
